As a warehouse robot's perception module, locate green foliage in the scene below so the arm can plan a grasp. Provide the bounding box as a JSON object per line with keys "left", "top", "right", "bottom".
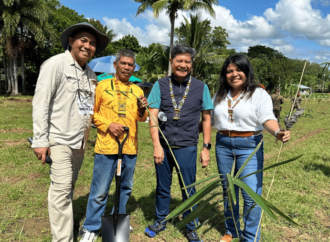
{"left": 111, "top": 34, "right": 141, "bottom": 54}
{"left": 248, "top": 45, "right": 284, "bottom": 60}
{"left": 135, "top": 43, "right": 169, "bottom": 82}
{"left": 174, "top": 14, "right": 228, "bottom": 81}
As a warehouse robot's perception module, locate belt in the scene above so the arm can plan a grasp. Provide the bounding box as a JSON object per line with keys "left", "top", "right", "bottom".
{"left": 218, "top": 130, "right": 262, "bottom": 137}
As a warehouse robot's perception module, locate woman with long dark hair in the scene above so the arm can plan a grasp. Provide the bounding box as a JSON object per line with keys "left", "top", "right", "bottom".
{"left": 212, "top": 54, "right": 290, "bottom": 242}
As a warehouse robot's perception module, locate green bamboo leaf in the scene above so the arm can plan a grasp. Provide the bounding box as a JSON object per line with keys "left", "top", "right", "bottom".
{"left": 183, "top": 174, "right": 222, "bottom": 189}
{"left": 235, "top": 140, "right": 262, "bottom": 178}
{"left": 201, "top": 217, "right": 229, "bottom": 235}
{"left": 236, "top": 204, "right": 256, "bottom": 224}
{"left": 231, "top": 156, "right": 236, "bottom": 177}
{"left": 265, "top": 200, "right": 300, "bottom": 226}
{"left": 233, "top": 178, "right": 277, "bottom": 221}
{"left": 239, "top": 155, "right": 303, "bottom": 180}
{"left": 195, "top": 213, "right": 219, "bottom": 231}
{"left": 177, "top": 199, "right": 220, "bottom": 228}
{"left": 232, "top": 239, "right": 240, "bottom": 242}
{"left": 227, "top": 174, "right": 236, "bottom": 205}
{"left": 165, "top": 179, "right": 221, "bottom": 221}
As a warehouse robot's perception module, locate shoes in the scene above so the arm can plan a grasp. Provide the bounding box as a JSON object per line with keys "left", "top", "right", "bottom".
{"left": 220, "top": 233, "right": 236, "bottom": 242}
{"left": 187, "top": 231, "right": 203, "bottom": 242}
{"left": 130, "top": 225, "right": 133, "bottom": 232}
{"left": 145, "top": 221, "right": 166, "bottom": 238}
{"left": 79, "top": 228, "right": 98, "bottom": 242}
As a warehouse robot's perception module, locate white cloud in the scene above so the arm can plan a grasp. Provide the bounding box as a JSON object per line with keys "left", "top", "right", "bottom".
{"left": 315, "top": 55, "right": 321, "bottom": 59}
{"left": 275, "top": 44, "right": 295, "bottom": 54}
{"left": 271, "top": 39, "right": 288, "bottom": 46}
{"left": 196, "top": 5, "right": 280, "bottom": 47}
{"left": 264, "top": 0, "right": 330, "bottom": 46}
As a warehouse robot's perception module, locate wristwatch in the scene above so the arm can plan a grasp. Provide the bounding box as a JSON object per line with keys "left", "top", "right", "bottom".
{"left": 203, "top": 143, "right": 212, "bottom": 150}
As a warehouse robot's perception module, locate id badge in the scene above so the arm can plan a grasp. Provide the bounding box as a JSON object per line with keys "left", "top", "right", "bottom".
{"left": 77, "top": 94, "right": 94, "bottom": 115}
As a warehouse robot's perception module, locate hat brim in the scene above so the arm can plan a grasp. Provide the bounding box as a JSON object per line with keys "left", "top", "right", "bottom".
{"left": 60, "top": 22, "right": 109, "bottom": 55}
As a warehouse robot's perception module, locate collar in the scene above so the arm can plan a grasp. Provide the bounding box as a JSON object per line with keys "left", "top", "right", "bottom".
{"left": 113, "top": 77, "right": 131, "bottom": 87}
{"left": 170, "top": 73, "right": 191, "bottom": 84}
{"left": 227, "top": 90, "right": 245, "bottom": 101}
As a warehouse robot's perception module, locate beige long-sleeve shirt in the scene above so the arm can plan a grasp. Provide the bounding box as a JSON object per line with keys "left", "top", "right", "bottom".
{"left": 32, "top": 50, "right": 97, "bottom": 149}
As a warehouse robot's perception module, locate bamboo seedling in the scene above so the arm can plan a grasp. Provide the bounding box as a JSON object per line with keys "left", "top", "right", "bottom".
{"left": 254, "top": 61, "right": 307, "bottom": 242}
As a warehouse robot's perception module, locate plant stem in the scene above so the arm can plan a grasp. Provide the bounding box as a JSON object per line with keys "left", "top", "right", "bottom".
{"left": 128, "top": 91, "right": 198, "bottom": 228}
{"left": 228, "top": 193, "right": 240, "bottom": 238}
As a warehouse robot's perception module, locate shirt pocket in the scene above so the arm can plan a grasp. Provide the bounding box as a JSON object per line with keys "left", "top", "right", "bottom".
{"left": 65, "top": 74, "right": 78, "bottom": 93}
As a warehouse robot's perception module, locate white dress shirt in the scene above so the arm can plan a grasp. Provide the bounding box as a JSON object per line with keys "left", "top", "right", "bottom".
{"left": 211, "top": 87, "right": 277, "bottom": 131}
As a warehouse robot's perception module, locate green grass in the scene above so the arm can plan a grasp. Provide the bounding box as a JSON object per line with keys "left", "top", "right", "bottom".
{"left": 0, "top": 97, "right": 329, "bottom": 241}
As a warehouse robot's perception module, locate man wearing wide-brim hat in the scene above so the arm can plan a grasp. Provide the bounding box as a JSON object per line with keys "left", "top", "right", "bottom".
{"left": 31, "top": 22, "right": 109, "bottom": 242}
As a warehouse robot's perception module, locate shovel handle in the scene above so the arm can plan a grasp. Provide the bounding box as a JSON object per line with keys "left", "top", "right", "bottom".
{"left": 115, "top": 127, "right": 129, "bottom": 160}
{"left": 115, "top": 127, "right": 129, "bottom": 176}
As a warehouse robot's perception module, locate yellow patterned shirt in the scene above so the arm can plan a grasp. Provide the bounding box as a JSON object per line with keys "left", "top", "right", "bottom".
{"left": 93, "top": 78, "right": 147, "bottom": 155}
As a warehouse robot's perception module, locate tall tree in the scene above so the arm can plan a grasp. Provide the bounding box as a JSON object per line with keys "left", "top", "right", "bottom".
{"left": 111, "top": 35, "right": 141, "bottom": 54}
{"left": 1, "top": 0, "right": 55, "bottom": 95}
{"left": 88, "top": 18, "right": 116, "bottom": 57}
{"left": 135, "top": 0, "right": 218, "bottom": 75}
{"left": 174, "top": 14, "right": 228, "bottom": 80}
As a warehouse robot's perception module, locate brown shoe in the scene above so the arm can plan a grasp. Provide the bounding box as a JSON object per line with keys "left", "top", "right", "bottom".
{"left": 220, "top": 234, "right": 236, "bottom": 242}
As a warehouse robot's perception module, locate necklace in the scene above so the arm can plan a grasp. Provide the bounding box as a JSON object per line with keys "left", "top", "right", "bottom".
{"left": 227, "top": 91, "right": 245, "bottom": 123}
{"left": 114, "top": 78, "right": 130, "bottom": 118}
{"left": 169, "top": 76, "right": 192, "bottom": 120}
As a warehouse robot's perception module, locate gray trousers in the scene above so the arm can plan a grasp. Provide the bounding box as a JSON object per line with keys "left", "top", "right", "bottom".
{"left": 48, "top": 139, "right": 85, "bottom": 242}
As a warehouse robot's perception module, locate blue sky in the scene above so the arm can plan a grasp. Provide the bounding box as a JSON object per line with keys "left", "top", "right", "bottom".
{"left": 59, "top": 0, "right": 330, "bottom": 63}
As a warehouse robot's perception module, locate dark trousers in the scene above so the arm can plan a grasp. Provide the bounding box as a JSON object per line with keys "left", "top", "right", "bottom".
{"left": 273, "top": 109, "right": 281, "bottom": 122}
{"left": 154, "top": 146, "right": 199, "bottom": 232}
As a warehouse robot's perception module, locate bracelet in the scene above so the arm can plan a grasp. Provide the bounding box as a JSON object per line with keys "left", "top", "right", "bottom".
{"left": 274, "top": 128, "right": 281, "bottom": 137}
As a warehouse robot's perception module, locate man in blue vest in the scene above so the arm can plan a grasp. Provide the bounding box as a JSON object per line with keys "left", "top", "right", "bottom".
{"left": 145, "top": 44, "right": 213, "bottom": 242}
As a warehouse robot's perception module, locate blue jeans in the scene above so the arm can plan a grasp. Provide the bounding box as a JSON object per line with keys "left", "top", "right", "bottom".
{"left": 154, "top": 146, "right": 199, "bottom": 232}
{"left": 215, "top": 133, "right": 264, "bottom": 242}
{"left": 83, "top": 154, "right": 137, "bottom": 232}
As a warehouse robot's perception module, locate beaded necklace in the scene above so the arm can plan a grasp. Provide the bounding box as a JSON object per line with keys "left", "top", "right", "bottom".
{"left": 227, "top": 92, "right": 245, "bottom": 123}
{"left": 169, "top": 76, "right": 192, "bottom": 120}
{"left": 114, "top": 79, "right": 130, "bottom": 118}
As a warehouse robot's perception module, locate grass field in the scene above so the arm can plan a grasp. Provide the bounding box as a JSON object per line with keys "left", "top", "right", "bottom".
{"left": 0, "top": 96, "right": 329, "bottom": 242}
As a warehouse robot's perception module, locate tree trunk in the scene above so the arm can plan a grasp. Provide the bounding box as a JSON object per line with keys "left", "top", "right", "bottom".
{"left": 3, "top": 51, "right": 8, "bottom": 92}
{"left": 21, "top": 52, "right": 25, "bottom": 94}
{"left": 167, "top": 15, "right": 176, "bottom": 76}
{"left": 13, "top": 57, "right": 18, "bottom": 95}
{"left": 8, "top": 58, "right": 13, "bottom": 93}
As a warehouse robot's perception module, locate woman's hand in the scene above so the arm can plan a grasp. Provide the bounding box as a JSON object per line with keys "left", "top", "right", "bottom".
{"left": 276, "top": 130, "right": 290, "bottom": 143}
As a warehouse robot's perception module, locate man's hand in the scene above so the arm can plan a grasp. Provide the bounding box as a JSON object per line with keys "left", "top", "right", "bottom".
{"left": 154, "top": 145, "right": 164, "bottom": 165}
{"left": 200, "top": 148, "right": 210, "bottom": 168}
{"left": 108, "top": 123, "right": 125, "bottom": 137}
{"left": 137, "top": 95, "right": 148, "bottom": 114}
{"left": 34, "top": 147, "right": 51, "bottom": 166}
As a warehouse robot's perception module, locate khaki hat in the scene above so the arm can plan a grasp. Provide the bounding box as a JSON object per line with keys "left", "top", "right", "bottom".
{"left": 60, "top": 22, "right": 109, "bottom": 55}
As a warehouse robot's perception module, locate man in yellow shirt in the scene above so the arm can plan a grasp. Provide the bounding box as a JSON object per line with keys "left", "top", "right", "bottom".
{"left": 79, "top": 49, "right": 148, "bottom": 242}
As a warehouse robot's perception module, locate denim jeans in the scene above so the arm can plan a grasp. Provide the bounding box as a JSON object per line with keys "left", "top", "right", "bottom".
{"left": 83, "top": 153, "right": 137, "bottom": 232}
{"left": 154, "top": 146, "right": 199, "bottom": 232}
{"left": 215, "top": 133, "right": 264, "bottom": 242}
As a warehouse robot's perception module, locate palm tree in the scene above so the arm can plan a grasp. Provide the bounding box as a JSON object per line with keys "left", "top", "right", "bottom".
{"left": 136, "top": 44, "right": 169, "bottom": 82}
{"left": 174, "top": 14, "right": 227, "bottom": 80}
{"left": 1, "top": 0, "right": 55, "bottom": 95}
{"left": 135, "top": 0, "right": 218, "bottom": 75}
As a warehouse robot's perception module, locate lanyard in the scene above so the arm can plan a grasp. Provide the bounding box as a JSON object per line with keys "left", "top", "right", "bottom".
{"left": 169, "top": 76, "right": 192, "bottom": 120}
